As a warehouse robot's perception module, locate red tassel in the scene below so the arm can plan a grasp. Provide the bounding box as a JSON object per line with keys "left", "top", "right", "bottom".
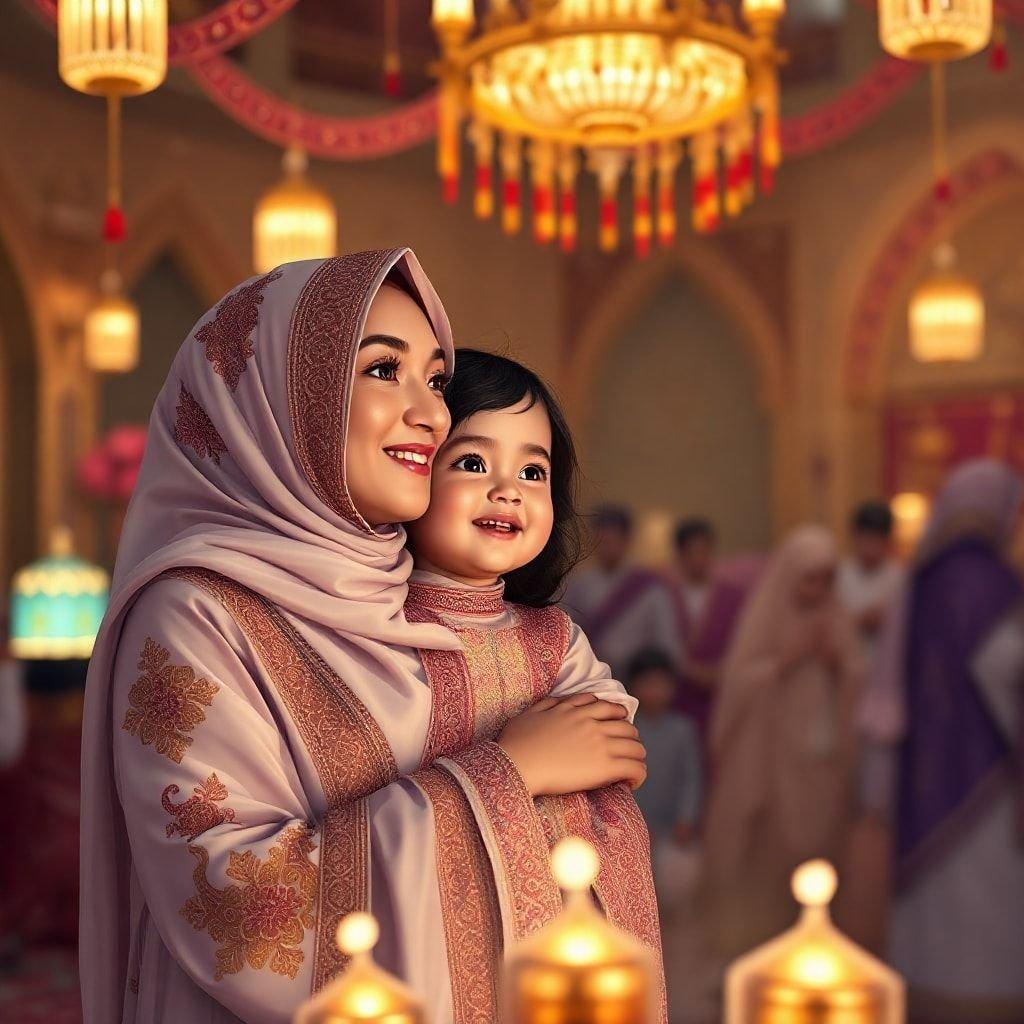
{"left": 443, "top": 175, "right": 458, "bottom": 204}
{"left": 384, "top": 69, "right": 402, "bottom": 97}
{"left": 990, "top": 40, "right": 1008, "bottom": 71}
{"left": 934, "top": 178, "right": 951, "bottom": 203}
{"left": 760, "top": 163, "right": 776, "bottom": 196}
{"left": 103, "top": 206, "right": 126, "bottom": 242}
{"left": 503, "top": 179, "right": 520, "bottom": 210}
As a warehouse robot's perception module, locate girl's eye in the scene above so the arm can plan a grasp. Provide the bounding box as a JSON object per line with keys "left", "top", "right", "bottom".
{"left": 365, "top": 356, "right": 400, "bottom": 382}
{"left": 429, "top": 371, "right": 451, "bottom": 394}
{"left": 520, "top": 464, "right": 548, "bottom": 482}
{"left": 452, "top": 454, "right": 487, "bottom": 473}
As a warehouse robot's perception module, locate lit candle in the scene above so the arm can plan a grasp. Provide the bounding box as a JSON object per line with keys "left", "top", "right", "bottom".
{"left": 725, "top": 860, "right": 905, "bottom": 1024}
{"left": 293, "top": 912, "right": 424, "bottom": 1024}
{"left": 504, "top": 837, "right": 656, "bottom": 1024}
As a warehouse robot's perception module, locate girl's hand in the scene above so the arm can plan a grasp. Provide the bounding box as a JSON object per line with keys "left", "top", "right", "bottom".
{"left": 496, "top": 693, "right": 647, "bottom": 797}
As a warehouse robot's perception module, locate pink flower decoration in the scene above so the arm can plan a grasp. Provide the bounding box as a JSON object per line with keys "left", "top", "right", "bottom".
{"left": 78, "top": 447, "right": 117, "bottom": 501}
{"left": 105, "top": 424, "right": 148, "bottom": 466}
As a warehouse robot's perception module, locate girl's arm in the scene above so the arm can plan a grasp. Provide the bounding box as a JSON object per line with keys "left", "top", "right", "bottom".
{"left": 548, "top": 615, "right": 639, "bottom": 720}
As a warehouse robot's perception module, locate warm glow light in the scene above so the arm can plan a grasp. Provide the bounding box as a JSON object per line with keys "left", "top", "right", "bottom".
{"left": 85, "top": 291, "right": 140, "bottom": 374}
{"left": 552, "top": 927, "right": 606, "bottom": 966}
{"left": 551, "top": 837, "right": 600, "bottom": 891}
{"left": 792, "top": 860, "right": 837, "bottom": 908}
{"left": 744, "top": 0, "right": 787, "bottom": 24}
{"left": 253, "top": 149, "right": 338, "bottom": 274}
{"left": 59, "top": 0, "right": 168, "bottom": 96}
{"left": 432, "top": 0, "right": 474, "bottom": 29}
{"left": 337, "top": 913, "right": 379, "bottom": 956}
{"left": 891, "top": 491, "right": 930, "bottom": 555}
{"left": 879, "top": 0, "right": 992, "bottom": 60}
{"left": 909, "top": 249, "right": 985, "bottom": 363}
{"left": 789, "top": 945, "right": 844, "bottom": 987}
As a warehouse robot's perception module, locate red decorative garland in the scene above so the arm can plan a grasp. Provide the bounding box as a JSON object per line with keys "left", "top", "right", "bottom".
{"left": 844, "top": 149, "right": 1023, "bottom": 398}
{"left": 189, "top": 55, "right": 441, "bottom": 161}
{"left": 30, "top": 0, "right": 299, "bottom": 65}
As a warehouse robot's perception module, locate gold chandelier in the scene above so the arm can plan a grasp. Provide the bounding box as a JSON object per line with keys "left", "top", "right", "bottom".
{"left": 431, "top": 0, "right": 786, "bottom": 254}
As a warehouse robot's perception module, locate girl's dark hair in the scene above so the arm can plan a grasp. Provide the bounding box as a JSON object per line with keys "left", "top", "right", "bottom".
{"left": 444, "top": 348, "right": 584, "bottom": 607}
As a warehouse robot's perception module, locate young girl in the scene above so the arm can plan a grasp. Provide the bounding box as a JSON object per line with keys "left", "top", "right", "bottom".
{"left": 404, "top": 349, "right": 665, "bottom": 1020}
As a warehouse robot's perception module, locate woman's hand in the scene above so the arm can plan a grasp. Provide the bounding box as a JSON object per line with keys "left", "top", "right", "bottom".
{"left": 496, "top": 693, "right": 647, "bottom": 797}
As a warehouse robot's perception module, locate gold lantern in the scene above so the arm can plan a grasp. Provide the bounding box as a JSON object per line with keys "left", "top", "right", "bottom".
{"left": 890, "top": 491, "right": 931, "bottom": 556}
{"left": 85, "top": 270, "right": 140, "bottom": 374}
{"left": 58, "top": 0, "right": 168, "bottom": 97}
{"left": 725, "top": 860, "right": 905, "bottom": 1024}
{"left": 909, "top": 243, "right": 985, "bottom": 363}
{"left": 254, "top": 148, "right": 338, "bottom": 274}
{"left": 504, "top": 837, "right": 656, "bottom": 1024}
{"left": 293, "top": 912, "right": 423, "bottom": 1024}
{"left": 431, "top": 0, "right": 785, "bottom": 254}
{"left": 879, "top": 0, "right": 991, "bottom": 62}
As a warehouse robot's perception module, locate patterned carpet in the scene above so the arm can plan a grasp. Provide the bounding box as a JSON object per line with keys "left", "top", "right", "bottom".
{"left": 0, "top": 948, "right": 81, "bottom": 1023}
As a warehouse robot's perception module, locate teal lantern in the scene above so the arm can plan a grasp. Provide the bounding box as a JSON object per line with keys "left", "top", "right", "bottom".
{"left": 10, "top": 526, "right": 109, "bottom": 659}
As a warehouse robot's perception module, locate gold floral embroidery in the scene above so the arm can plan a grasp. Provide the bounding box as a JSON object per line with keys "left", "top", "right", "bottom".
{"left": 122, "top": 638, "right": 218, "bottom": 764}
{"left": 164, "top": 567, "right": 398, "bottom": 989}
{"left": 163, "top": 772, "right": 238, "bottom": 842}
{"left": 174, "top": 384, "right": 228, "bottom": 465}
{"left": 181, "top": 825, "right": 317, "bottom": 981}
{"left": 195, "top": 269, "right": 282, "bottom": 392}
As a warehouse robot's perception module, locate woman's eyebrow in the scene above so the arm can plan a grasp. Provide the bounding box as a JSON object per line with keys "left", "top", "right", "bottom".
{"left": 359, "top": 334, "right": 408, "bottom": 352}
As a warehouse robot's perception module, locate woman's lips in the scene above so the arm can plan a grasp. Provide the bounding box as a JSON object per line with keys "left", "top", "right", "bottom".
{"left": 384, "top": 444, "right": 434, "bottom": 477}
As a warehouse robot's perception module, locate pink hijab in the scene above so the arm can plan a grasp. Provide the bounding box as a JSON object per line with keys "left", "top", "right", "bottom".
{"left": 80, "top": 249, "right": 461, "bottom": 1018}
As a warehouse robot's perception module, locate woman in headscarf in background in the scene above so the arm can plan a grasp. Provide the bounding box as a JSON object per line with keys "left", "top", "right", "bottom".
{"left": 861, "top": 458, "right": 1024, "bottom": 1023}
{"left": 702, "top": 525, "right": 863, "bottom": 957}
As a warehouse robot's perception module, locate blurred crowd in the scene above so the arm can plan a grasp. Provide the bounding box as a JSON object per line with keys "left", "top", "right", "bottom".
{"left": 564, "top": 457, "right": 1024, "bottom": 1024}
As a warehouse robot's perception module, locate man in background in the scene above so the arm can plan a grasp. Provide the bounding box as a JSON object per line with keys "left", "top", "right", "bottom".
{"left": 563, "top": 504, "right": 683, "bottom": 680}
{"left": 837, "top": 501, "right": 903, "bottom": 669}
{"left": 662, "top": 517, "right": 746, "bottom": 744}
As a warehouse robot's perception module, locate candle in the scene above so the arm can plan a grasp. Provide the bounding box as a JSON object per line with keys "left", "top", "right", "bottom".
{"left": 725, "top": 861, "right": 904, "bottom": 1024}
{"left": 293, "top": 912, "right": 424, "bottom": 1024}
{"left": 504, "top": 837, "right": 656, "bottom": 1024}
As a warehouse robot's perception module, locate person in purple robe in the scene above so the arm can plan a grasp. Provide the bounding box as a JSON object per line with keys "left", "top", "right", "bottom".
{"left": 861, "top": 458, "right": 1024, "bottom": 1021}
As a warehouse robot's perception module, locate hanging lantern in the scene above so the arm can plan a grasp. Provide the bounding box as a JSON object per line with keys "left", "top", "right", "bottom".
{"left": 253, "top": 148, "right": 338, "bottom": 274}
{"left": 10, "top": 526, "right": 109, "bottom": 660}
{"left": 909, "top": 243, "right": 985, "bottom": 363}
{"left": 58, "top": 0, "right": 168, "bottom": 97}
{"left": 725, "top": 860, "right": 905, "bottom": 1024}
{"left": 879, "top": 0, "right": 992, "bottom": 61}
{"left": 294, "top": 911, "right": 424, "bottom": 1024}
{"left": 85, "top": 269, "right": 140, "bottom": 374}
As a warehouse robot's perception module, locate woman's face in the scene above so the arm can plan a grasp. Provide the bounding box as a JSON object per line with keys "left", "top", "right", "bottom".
{"left": 794, "top": 563, "right": 836, "bottom": 610}
{"left": 407, "top": 397, "right": 554, "bottom": 586}
{"left": 346, "top": 285, "right": 451, "bottom": 527}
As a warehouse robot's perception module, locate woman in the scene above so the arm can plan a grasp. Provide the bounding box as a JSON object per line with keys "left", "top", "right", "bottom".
{"left": 862, "top": 459, "right": 1024, "bottom": 1021}
{"left": 702, "top": 525, "right": 863, "bottom": 957}
{"left": 80, "top": 249, "right": 630, "bottom": 1024}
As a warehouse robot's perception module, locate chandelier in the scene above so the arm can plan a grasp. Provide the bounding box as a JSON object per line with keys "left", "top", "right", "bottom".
{"left": 431, "top": 0, "right": 786, "bottom": 254}
{"left": 879, "top": 0, "right": 991, "bottom": 62}
{"left": 253, "top": 148, "right": 338, "bottom": 274}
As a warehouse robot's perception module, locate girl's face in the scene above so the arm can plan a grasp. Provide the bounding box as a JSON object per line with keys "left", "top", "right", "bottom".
{"left": 408, "top": 397, "right": 555, "bottom": 586}
{"left": 346, "top": 285, "right": 451, "bottom": 528}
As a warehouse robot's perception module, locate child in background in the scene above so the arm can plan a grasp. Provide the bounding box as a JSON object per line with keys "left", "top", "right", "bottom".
{"left": 626, "top": 647, "right": 703, "bottom": 916}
